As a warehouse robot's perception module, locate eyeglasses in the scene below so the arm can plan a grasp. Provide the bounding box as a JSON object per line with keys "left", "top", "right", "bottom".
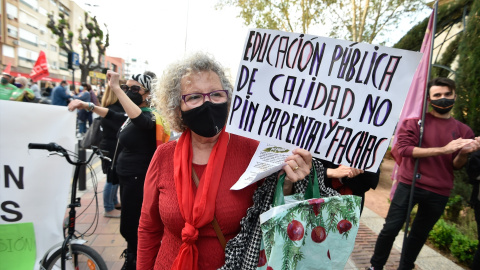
{"left": 181, "top": 90, "right": 229, "bottom": 108}
{"left": 121, "top": 84, "right": 144, "bottom": 93}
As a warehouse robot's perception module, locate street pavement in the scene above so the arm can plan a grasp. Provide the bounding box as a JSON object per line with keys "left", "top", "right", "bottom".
{"left": 69, "top": 158, "right": 465, "bottom": 270}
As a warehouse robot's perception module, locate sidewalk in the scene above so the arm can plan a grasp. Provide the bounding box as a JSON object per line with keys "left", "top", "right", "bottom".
{"left": 72, "top": 161, "right": 465, "bottom": 270}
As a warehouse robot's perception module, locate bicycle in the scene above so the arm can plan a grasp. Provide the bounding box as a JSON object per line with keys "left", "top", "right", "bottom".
{"left": 28, "top": 142, "right": 109, "bottom": 270}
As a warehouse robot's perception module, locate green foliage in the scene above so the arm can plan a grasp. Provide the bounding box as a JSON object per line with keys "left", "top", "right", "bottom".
{"left": 444, "top": 195, "right": 464, "bottom": 222}
{"left": 217, "top": 0, "right": 426, "bottom": 44}
{"left": 453, "top": 0, "right": 480, "bottom": 135}
{"left": 431, "top": 35, "right": 460, "bottom": 78}
{"left": 429, "top": 219, "right": 456, "bottom": 250}
{"left": 450, "top": 233, "right": 478, "bottom": 264}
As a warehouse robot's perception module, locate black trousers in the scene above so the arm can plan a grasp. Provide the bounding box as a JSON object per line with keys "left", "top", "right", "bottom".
{"left": 370, "top": 182, "right": 448, "bottom": 270}
{"left": 472, "top": 199, "right": 480, "bottom": 269}
{"left": 119, "top": 174, "right": 146, "bottom": 254}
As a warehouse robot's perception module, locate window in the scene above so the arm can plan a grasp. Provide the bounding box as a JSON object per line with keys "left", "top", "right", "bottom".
{"left": 20, "top": 11, "right": 39, "bottom": 29}
{"left": 51, "top": 61, "right": 58, "bottom": 70}
{"left": 50, "top": 0, "right": 56, "bottom": 6}
{"left": 19, "top": 28, "right": 37, "bottom": 45}
{"left": 2, "top": 45, "right": 15, "bottom": 58}
{"left": 7, "top": 24, "right": 18, "bottom": 38}
{"left": 38, "top": 7, "right": 48, "bottom": 16}
{"left": 6, "top": 3, "right": 18, "bottom": 19}
{"left": 20, "top": 0, "right": 38, "bottom": 10}
{"left": 39, "top": 26, "right": 47, "bottom": 35}
{"left": 18, "top": 47, "right": 39, "bottom": 62}
{"left": 50, "top": 44, "right": 57, "bottom": 52}
{"left": 39, "top": 40, "right": 47, "bottom": 48}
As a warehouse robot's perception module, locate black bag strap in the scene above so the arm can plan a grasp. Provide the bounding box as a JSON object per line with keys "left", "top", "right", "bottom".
{"left": 110, "top": 139, "right": 120, "bottom": 170}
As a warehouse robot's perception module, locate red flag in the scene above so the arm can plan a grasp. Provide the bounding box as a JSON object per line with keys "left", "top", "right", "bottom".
{"left": 390, "top": 10, "right": 435, "bottom": 199}
{"left": 2, "top": 63, "right": 11, "bottom": 75}
{"left": 30, "top": 51, "right": 49, "bottom": 82}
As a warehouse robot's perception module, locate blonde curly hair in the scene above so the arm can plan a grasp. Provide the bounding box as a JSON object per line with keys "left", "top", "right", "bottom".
{"left": 151, "top": 52, "right": 233, "bottom": 132}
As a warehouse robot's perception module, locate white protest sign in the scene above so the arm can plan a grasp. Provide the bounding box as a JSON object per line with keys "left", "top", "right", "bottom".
{"left": 226, "top": 29, "right": 422, "bottom": 172}
{"left": 0, "top": 101, "right": 76, "bottom": 269}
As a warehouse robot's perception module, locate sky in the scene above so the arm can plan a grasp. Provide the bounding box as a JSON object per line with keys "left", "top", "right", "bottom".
{"left": 74, "top": 0, "right": 431, "bottom": 80}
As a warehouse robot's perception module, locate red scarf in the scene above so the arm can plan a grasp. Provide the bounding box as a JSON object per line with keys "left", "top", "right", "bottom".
{"left": 171, "top": 128, "right": 229, "bottom": 270}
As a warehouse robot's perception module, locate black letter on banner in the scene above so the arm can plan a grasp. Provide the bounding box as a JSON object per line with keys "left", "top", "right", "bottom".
{"left": 276, "top": 111, "right": 291, "bottom": 141}
{"left": 323, "top": 85, "right": 341, "bottom": 117}
{"left": 4, "top": 165, "right": 24, "bottom": 189}
{"left": 283, "top": 76, "right": 297, "bottom": 105}
{"left": 258, "top": 105, "right": 272, "bottom": 135}
{"left": 229, "top": 95, "right": 243, "bottom": 125}
{"left": 311, "top": 82, "right": 327, "bottom": 110}
{"left": 309, "top": 43, "right": 326, "bottom": 77}
{"left": 372, "top": 53, "right": 388, "bottom": 89}
{"left": 269, "top": 74, "right": 284, "bottom": 101}
{"left": 1, "top": 201, "right": 23, "bottom": 222}
{"left": 266, "top": 108, "right": 282, "bottom": 137}
{"left": 251, "top": 32, "right": 269, "bottom": 62}
{"left": 379, "top": 56, "right": 402, "bottom": 92}
{"left": 267, "top": 35, "right": 281, "bottom": 67}
{"left": 244, "top": 101, "right": 259, "bottom": 132}
{"left": 329, "top": 45, "right": 343, "bottom": 76}
{"left": 275, "top": 36, "right": 290, "bottom": 68}
{"left": 333, "top": 127, "right": 353, "bottom": 163}
{"left": 297, "top": 41, "right": 313, "bottom": 72}
{"left": 237, "top": 66, "right": 250, "bottom": 92}
{"left": 338, "top": 88, "right": 355, "bottom": 120}
{"left": 359, "top": 94, "right": 379, "bottom": 124}
{"left": 373, "top": 99, "right": 392, "bottom": 126}
{"left": 346, "top": 49, "right": 361, "bottom": 82}
{"left": 337, "top": 47, "right": 352, "bottom": 79}
{"left": 326, "top": 125, "right": 344, "bottom": 159}
{"left": 286, "top": 113, "right": 299, "bottom": 143}
{"left": 364, "top": 137, "right": 388, "bottom": 170}
{"left": 355, "top": 51, "right": 369, "bottom": 84}
{"left": 243, "top": 31, "right": 256, "bottom": 61}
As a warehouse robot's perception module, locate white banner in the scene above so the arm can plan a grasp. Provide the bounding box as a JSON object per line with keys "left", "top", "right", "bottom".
{"left": 226, "top": 29, "right": 422, "bottom": 172}
{"left": 0, "top": 101, "right": 76, "bottom": 269}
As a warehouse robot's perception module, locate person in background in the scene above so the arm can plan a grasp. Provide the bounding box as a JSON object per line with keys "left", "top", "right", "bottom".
{"left": 51, "top": 80, "right": 71, "bottom": 106}
{"left": 0, "top": 72, "right": 18, "bottom": 100}
{"left": 11, "top": 76, "right": 35, "bottom": 102}
{"left": 43, "top": 82, "right": 53, "bottom": 97}
{"left": 30, "top": 79, "right": 42, "bottom": 100}
{"left": 367, "top": 78, "right": 480, "bottom": 270}
{"left": 100, "top": 80, "right": 127, "bottom": 218}
{"left": 68, "top": 71, "right": 170, "bottom": 270}
{"left": 83, "top": 83, "right": 100, "bottom": 129}
{"left": 73, "top": 85, "right": 91, "bottom": 138}
{"left": 137, "top": 52, "right": 318, "bottom": 270}
{"left": 321, "top": 160, "right": 379, "bottom": 214}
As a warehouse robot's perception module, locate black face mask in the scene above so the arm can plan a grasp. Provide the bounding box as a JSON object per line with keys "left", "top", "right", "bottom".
{"left": 126, "top": 90, "right": 144, "bottom": 106}
{"left": 430, "top": 98, "right": 455, "bottom": 114}
{"left": 181, "top": 101, "right": 228, "bottom": 137}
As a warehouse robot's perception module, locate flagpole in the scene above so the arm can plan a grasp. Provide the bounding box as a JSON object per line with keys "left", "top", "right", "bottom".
{"left": 400, "top": 0, "right": 438, "bottom": 264}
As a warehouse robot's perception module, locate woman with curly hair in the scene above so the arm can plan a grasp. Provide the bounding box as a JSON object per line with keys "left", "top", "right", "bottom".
{"left": 137, "top": 52, "right": 332, "bottom": 270}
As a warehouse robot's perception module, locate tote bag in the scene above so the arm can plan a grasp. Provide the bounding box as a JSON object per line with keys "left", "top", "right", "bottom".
{"left": 258, "top": 168, "right": 361, "bottom": 270}
{"left": 81, "top": 117, "right": 102, "bottom": 149}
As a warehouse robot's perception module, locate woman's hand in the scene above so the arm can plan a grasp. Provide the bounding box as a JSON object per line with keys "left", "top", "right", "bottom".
{"left": 106, "top": 70, "right": 119, "bottom": 87}
{"left": 68, "top": 99, "right": 87, "bottom": 111}
{"left": 327, "top": 165, "right": 364, "bottom": 179}
{"left": 281, "top": 148, "right": 312, "bottom": 195}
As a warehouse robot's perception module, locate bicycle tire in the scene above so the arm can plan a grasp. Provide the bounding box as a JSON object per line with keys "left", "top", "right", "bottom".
{"left": 42, "top": 244, "right": 107, "bottom": 270}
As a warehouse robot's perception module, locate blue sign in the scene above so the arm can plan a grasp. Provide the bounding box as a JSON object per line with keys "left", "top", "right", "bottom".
{"left": 68, "top": 52, "right": 80, "bottom": 69}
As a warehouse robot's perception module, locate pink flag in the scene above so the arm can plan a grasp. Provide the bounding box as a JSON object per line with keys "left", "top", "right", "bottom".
{"left": 390, "top": 10, "right": 435, "bottom": 199}
{"left": 30, "top": 51, "right": 49, "bottom": 82}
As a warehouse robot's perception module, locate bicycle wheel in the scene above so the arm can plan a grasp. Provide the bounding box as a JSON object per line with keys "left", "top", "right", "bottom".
{"left": 42, "top": 244, "right": 107, "bottom": 270}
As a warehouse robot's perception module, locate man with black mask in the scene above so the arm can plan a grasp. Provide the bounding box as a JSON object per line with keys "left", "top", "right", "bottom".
{"left": 368, "top": 77, "right": 480, "bottom": 270}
